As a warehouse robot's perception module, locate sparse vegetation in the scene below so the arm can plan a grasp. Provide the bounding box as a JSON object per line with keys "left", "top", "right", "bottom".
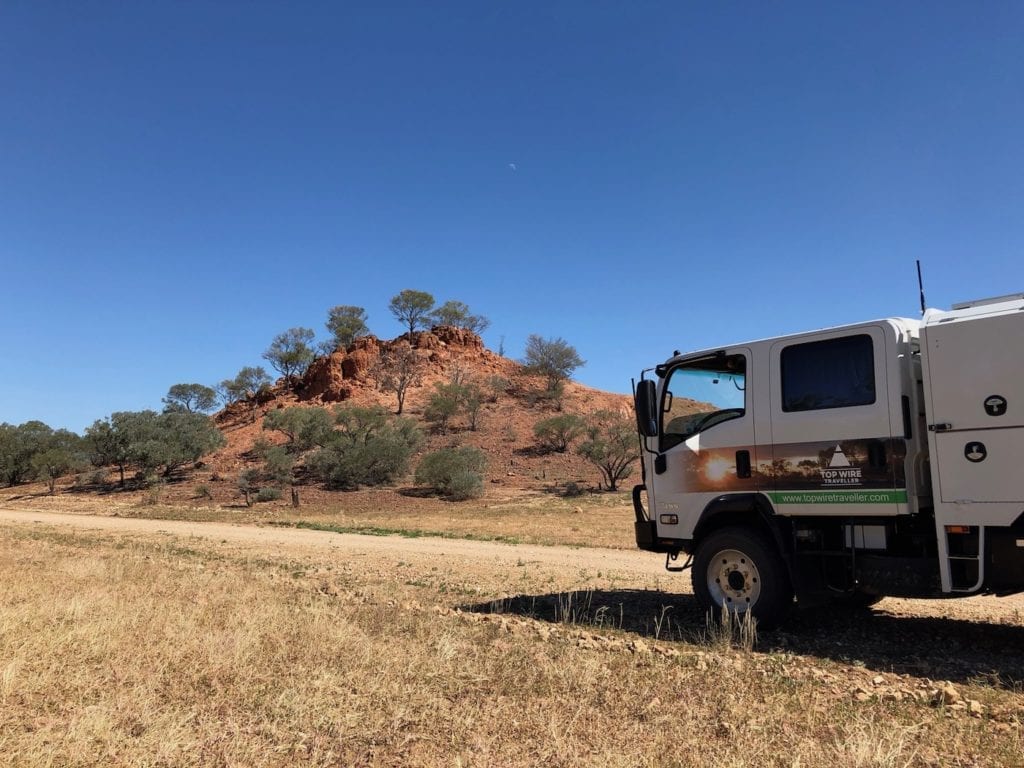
{"left": 415, "top": 446, "right": 486, "bottom": 500}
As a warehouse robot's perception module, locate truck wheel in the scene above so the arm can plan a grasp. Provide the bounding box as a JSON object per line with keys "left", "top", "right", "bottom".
{"left": 692, "top": 526, "right": 793, "bottom": 630}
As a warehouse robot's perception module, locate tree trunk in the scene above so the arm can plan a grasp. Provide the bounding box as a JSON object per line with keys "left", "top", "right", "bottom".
{"left": 291, "top": 487, "right": 300, "bottom": 508}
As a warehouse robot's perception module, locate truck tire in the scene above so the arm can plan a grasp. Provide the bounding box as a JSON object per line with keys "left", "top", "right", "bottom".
{"left": 692, "top": 526, "right": 793, "bottom": 630}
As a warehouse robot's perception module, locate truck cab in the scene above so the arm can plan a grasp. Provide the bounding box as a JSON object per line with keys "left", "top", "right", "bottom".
{"left": 633, "top": 295, "right": 1024, "bottom": 627}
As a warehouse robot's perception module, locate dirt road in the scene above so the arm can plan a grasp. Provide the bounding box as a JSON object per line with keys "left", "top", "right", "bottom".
{"left": 0, "top": 506, "right": 669, "bottom": 579}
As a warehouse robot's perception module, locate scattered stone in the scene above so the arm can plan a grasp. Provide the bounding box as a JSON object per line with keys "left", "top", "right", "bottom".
{"left": 628, "top": 639, "right": 651, "bottom": 655}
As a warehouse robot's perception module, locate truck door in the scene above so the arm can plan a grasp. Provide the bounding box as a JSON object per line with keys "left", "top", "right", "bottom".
{"left": 767, "top": 325, "right": 904, "bottom": 517}
{"left": 651, "top": 348, "right": 760, "bottom": 540}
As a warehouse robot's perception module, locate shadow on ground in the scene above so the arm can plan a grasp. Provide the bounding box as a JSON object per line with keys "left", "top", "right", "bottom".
{"left": 460, "top": 588, "right": 1024, "bottom": 688}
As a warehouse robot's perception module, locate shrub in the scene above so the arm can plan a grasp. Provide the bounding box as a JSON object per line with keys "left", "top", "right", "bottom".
{"left": 424, "top": 383, "right": 464, "bottom": 433}
{"left": 256, "top": 487, "right": 282, "bottom": 503}
{"left": 415, "top": 446, "right": 486, "bottom": 500}
{"left": 533, "top": 414, "right": 586, "bottom": 453}
{"left": 194, "top": 484, "right": 213, "bottom": 500}
{"left": 308, "top": 406, "right": 422, "bottom": 490}
{"left": 485, "top": 375, "right": 509, "bottom": 403}
{"left": 562, "top": 481, "right": 585, "bottom": 498}
{"left": 238, "top": 468, "right": 260, "bottom": 506}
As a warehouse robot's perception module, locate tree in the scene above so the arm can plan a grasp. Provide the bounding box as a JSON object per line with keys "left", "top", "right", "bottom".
{"left": 576, "top": 411, "right": 639, "bottom": 491}
{"left": 373, "top": 342, "right": 425, "bottom": 415}
{"left": 31, "top": 430, "right": 84, "bottom": 494}
{"left": 431, "top": 300, "right": 490, "bottom": 335}
{"left": 308, "top": 406, "right": 422, "bottom": 490}
{"left": 523, "top": 335, "right": 585, "bottom": 393}
{"left": 389, "top": 290, "right": 435, "bottom": 337}
{"left": 219, "top": 367, "right": 272, "bottom": 422}
{"left": 533, "top": 414, "right": 586, "bottom": 453}
{"left": 152, "top": 412, "right": 226, "bottom": 477}
{"left": 123, "top": 411, "right": 225, "bottom": 478}
{"left": 415, "top": 447, "right": 486, "bottom": 500}
{"left": 0, "top": 421, "right": 55, "bottom": 487}
{"left": 163, "top": 383, "right": 218, "bottom": 414}
{"left": 325, "top": 305, "right": 369, "bottom": 350}
{"left": 263, "top": 407, "right": 333, "bottom": 452}
{"left": 262, "top": 327, "right": 316, "bottom": 382}
{"left": 84, "top": 413, "right": 135, "bottom": 487}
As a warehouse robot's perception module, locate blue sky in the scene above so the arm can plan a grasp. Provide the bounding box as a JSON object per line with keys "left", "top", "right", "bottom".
{"left": 2, "top": 2, "right": 1022, "bottom": 432}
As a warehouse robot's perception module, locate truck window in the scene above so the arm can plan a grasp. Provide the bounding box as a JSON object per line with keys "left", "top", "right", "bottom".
{"left": 781, "top": 334, "right": 875, "bottom": 412}
{"left": 661, "top": 354, "right": 746, "bottom": 449}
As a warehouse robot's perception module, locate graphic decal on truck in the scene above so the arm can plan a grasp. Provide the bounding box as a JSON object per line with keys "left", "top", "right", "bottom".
{"left": 669, "top": 437, "right": 906, "bottom": 501}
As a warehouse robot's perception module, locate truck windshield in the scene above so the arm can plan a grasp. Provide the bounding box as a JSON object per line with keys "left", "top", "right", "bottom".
{"left": 662, "top": 355, "right": 746, "bottom": 448}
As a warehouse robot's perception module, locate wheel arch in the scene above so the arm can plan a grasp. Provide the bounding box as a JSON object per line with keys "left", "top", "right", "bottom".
{"left": 694, "top": 493, "right": 793, "bottom": 562}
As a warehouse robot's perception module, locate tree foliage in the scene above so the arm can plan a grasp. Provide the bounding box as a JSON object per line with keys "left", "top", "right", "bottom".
{"left": 325, "top": 305, "right": 369, "bottom": 350}
{"left": 522, "top": 335, "right": 585, "bottom": 392}
{"left": 533, "top": 413, "right": 586, "bottom": 453}
{"left": 307, "top": 406, "right": 422, "bottom": 490}
{"left": 262, "top": 327, "right": 316, "bottom": 382}
{"left": 389, "top": 290, "right": 435, "bottom": 337}
{"left": 576, "top": 411, "right": 639, "bottom": 491}
{"left": 431, "top": 300, "right": 490, "bottom": 335}
{"left": 121, "top": 410, "right": 226, "bottom": 477}
{"left": 415, "top": 446, "right": 486, "bottom": 500}
{"left": 31, "top": 430, "right": 85, "bottom": 494}
{"left": 219, "top": 366, "right": 272, "bottom": 422}
{"left": 263, "top": 407, "right": 333, "bottom": 452}
{"left": 163, "top": 383, "right": 218, "bottom": 414}
{"left": 0, "top": 421, "right": 57, "bottom": 486}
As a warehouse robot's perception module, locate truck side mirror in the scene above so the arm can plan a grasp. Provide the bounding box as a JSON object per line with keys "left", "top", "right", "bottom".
{"left": 634, "top": 379, "right": 658, "bottom": 437}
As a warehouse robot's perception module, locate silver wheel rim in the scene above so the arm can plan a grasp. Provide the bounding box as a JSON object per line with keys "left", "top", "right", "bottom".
{"left": 706, "top": 548, "right": 761, "bottom": 612}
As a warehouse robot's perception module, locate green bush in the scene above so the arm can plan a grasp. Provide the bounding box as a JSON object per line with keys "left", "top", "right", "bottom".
{"left": 533, "top": 414, "right": 586, "bottom": 453}
{"left": 256, "top": 487, "right": 282, "bottom": 502}
{"left": 415, "top": 446, "right": 486, "bottom": 501}
{"left": 308, "top": 406, "right": 423, "bottom": 490}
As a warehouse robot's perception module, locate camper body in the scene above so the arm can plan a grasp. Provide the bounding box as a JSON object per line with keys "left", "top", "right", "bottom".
{"left": 632, "top": 294, "right": 1024, "bottom": 626}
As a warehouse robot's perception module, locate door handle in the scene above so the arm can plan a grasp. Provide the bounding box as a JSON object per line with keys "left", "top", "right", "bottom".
{"left": 736, "top": 450, "right": 751, "bottom": 479}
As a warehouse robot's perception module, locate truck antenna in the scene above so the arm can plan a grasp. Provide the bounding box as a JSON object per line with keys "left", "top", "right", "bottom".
{"left": 916, "top": 259, "right": 927, "bottom": 316}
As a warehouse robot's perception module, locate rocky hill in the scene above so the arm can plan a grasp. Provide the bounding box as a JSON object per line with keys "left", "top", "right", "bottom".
{"left": 209, "top": 326, "right": 634, "bottom": 497}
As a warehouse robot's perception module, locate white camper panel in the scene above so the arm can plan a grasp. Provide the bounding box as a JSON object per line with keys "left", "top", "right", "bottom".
{"left": 922, "top": 297, "right": 1024, "bottom": 512}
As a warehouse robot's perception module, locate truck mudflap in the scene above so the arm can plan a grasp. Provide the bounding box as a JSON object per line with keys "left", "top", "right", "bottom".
{"left": 985, "top": 520, "right": 1024, "bottom": 594}
{"left": 633, "top": 484, "right": 686, "bottom": 554}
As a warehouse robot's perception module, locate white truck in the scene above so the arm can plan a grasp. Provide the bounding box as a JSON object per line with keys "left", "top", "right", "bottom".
{"left": 632, "top": 293, "right": 1024, "bottom": 627}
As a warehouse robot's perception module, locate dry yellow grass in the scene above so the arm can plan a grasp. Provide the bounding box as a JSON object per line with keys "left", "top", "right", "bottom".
{"left": 2, "top": 522, "right": 1021, "bottom": 767}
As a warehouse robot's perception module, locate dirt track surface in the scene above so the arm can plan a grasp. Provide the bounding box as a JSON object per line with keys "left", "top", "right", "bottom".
{"left": 0, "top": 506, "right": 667, "bottom": 578}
